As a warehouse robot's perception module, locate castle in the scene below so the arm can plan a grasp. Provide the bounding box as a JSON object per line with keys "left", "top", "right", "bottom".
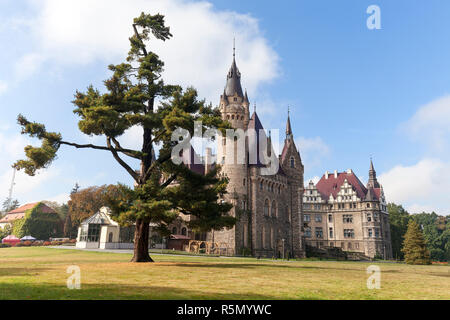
{"left": 167, "top": 50, "right": 393, "bottom": 260}
{"left": 303, "top": 164, "right": 393, "bottom": 259}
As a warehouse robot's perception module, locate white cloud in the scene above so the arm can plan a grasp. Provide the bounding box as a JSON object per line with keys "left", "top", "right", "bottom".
{"left": 401, "top": 95, "right": 450, "bottom": 152}
{"left": 16, "top": 0, "right": 279, "bottom": 104}
{"left": 45, "top": 192, "right": 70, "bottom": 205}
{"left": 379, "top": 159, "right": 450, "bottom": 215}
{"left": 296, "top": 136, "right": 330, "bottom": 169}
{"left": 14, "top": 53, "right": 45, "bottom": 81}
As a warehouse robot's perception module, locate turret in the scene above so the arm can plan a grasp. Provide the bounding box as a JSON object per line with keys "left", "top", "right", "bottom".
{"left": 219, "top": 43, "right": 249, "bottom": 130}
{"left": 367, "top": 159, "right": 381, "bottom": 189}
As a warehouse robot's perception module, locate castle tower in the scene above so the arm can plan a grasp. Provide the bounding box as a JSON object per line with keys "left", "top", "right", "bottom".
{"left": 219, "top": 44, "right": 250, "bottom": 130}
{"left": 280, "top": 109, "right": 305, "bottom": 257}
{"left": 212, "top": 44, "right": 251, "bottom": 254}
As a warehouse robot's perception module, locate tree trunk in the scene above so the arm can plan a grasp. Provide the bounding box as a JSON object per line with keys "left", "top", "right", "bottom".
{"left": 131, "top": 219, "right": 154, "bottom": 262}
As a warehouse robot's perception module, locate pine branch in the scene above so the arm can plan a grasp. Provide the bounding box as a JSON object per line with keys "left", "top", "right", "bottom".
{"left": 143, "top": 152, "right": 172, "bottom": 181}
{"left": 59, "top": 140, "right": 139, "bottom": 158}
{"left": 133, "top": 24, "right": 148, "bottom": 57}
{"left": 106, "top": 138, "right": 140, "bottom": 182}
{"left": 161, "top": 174, "right": 177, "bottom": 189}
{"left": 111, "top": 137, "right": 142, "bottom": 159}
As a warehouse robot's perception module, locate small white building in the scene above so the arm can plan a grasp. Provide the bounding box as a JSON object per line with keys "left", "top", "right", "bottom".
{"left": 76, "top": 207, "right": 134, "bottom": 250}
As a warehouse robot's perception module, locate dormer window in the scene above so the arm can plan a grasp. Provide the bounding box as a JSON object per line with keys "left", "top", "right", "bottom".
{"left": 290, "top": 157, "right": 295, "bottom": 168}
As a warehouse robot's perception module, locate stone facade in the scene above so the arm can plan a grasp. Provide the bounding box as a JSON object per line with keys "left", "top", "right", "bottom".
{"left": 167, "top": 50, "right": 392, "bottom": 260}
{"left": 201, "top": 52, "right": 305, "bottom": 258}
{"left": 303, "top": 166, "right": 393, "bottom": 259}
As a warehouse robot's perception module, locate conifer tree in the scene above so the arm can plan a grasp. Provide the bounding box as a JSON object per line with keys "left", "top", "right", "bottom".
{"left": 13, "top": 12, "right": 234, "bottom": 262}
{"left": 402, "top": 220, "right": 431, "bottom": 265}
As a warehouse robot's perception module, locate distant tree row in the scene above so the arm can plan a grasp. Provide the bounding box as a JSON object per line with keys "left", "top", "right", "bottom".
{"left": 388, "top": 203, "right": 450, "bottom": 263}
{"left": 63, "top": 184, "right": 121, "bottom": 238}
{"left": 0, "top": 198, "right": 20, "bottom": 217}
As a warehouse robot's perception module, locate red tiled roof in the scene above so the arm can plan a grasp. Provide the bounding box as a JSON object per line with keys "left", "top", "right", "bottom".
{"left": 373, "top": 188, "right": 381, "bottom": 200}
{"left": 0, "top": 213, "right": 25, "bottom": 223}
{"left": 0, "top": 203, "right": 57, "bottom": 224}
{"left": 7, "top": 202, "right": 39, "bottom": 214}
{"left": 316, "top": 172, "right": 368, "bottom": 200}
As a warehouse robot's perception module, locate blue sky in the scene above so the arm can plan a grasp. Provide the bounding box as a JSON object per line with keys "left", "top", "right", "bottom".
{"left": 0, "top": 0, "right": 449, "bottom": 214}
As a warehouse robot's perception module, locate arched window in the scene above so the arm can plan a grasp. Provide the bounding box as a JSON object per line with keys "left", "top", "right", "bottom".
{"left": 271, "top": 201, "right": 277, "bottom": 217}
{"left": 227, "top": 115, "right": 230, "bottom": 120}
{"left": 290, "top": 157, "right": 295, "bottom": 168}
{"left": 264, "top": 199, "right": 270, "bottom": 216}
{"left": 260, "top": 181, "right": 263, "bottom": 190}
{"left": 172, "top": 227, "right": 177, "bottom": 235}
{"left": 232, "top": 115, "right": 235, "bottom": 120}
{"left": 181, "top": 227, "right": 187, "bottom": 236}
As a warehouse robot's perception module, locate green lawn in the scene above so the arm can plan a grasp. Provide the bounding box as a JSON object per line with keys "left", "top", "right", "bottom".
{"left": 0, "top": 247, "right": 448, "bottom": 300}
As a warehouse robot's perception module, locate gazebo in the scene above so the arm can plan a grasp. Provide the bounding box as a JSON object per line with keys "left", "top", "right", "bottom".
{"left": 76, "top": 207, "right": 134, "bottom": 250}
{"left": 2, "top": 235, "right": 21, "bottom": 246}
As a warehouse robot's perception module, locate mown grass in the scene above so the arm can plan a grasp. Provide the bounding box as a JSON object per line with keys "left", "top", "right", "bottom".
{"left": 0, "top": 247, "right": 448, "bottom": 300}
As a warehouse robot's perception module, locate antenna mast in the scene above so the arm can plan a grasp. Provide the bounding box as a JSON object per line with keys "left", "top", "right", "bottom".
{"left": 7, "top": 167, "right": 16, "bottom": 201}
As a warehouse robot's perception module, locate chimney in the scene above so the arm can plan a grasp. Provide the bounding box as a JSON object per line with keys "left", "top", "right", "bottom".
{"left": 205, "top": 148, "right": 212, "bottom": 174}
{"left": 334, "top": 170, "right": 338, "bottom": 178}
{"left": 325, "top": 171, "right": 329, "bottom": 179}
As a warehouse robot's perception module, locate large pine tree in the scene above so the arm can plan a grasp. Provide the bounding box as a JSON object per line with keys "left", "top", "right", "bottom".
{"left": 402, "top": 220, "right": 431, "bottom": 265}
{"left": 13, "top": 12, "right": 234, "bottom": 262}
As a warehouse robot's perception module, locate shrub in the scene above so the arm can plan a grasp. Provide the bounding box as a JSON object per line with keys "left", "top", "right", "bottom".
{"left": 70, "top": 239, "right": 77, "bottom": 243}
{"left": 23, "top": 241, "right": 32, "bottom": 246}
{"left": 43, "top": 241, "right": 51, "bottom": 246}
{"left": 0, "top": 243, "right": 12, "bottom": 248}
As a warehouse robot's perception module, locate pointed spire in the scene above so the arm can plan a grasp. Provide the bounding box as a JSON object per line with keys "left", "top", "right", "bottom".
{"left": 367, "top": 158, "right": 381, "bottom": 189}
{"left": 224, "top": 40, "right": 244, "bottom": 97}
{"left": 244, "top": 89, "right": 249, "bottom": 104}
{"left": 233, "top": 37, "right": 236, "bottom": 59}
{"left": 286, "top": 106, "right": 293, "bottom": 140}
